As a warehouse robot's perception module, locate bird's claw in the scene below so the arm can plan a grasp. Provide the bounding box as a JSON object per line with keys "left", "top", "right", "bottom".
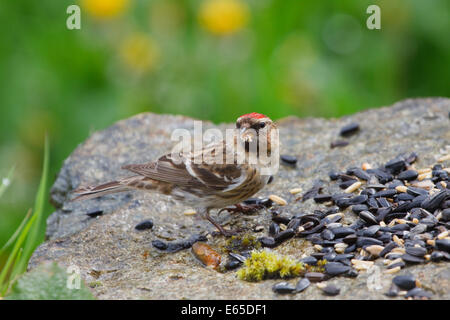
{"left": 218, "top": 203, "right": 264, "bottom": 216}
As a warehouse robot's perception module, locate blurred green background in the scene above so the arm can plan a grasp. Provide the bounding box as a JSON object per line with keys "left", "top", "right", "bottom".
{"left": 0, "top": 0, "right": 449, "bottom": 265}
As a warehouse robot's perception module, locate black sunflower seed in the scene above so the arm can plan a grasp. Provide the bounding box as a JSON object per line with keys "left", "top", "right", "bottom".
{"left": 396, "top": 193, "right": 415, "bottom": 201}
{"left": 325, "top": 263, "right": 351, "bottom": 276}
{"left": 356, "top": 237, "right": 383, "bottom": 247}
{"left": 339, "top": 180, "right": 358, "bottom": 189}
{"left": 259, "top": 236, "right": 277, "bottom": 248}
{"left": 373, "top": 189, "right": 397, "bottom": 198}
{"left": 280, "top": 155, "right": 297, "bottom": 166}
{"left": 300, "top": 256, "right": 318, "bottom": 266}
{"left": 352, "top": 204, "right": 369, "bottom": 214}
{"left": 397, "top": 170, "right": 419, "bottom": 181}
{"left": 379, "top": 242, "right": 397, "bottom": 257}
{"left": 393, "top": 275, "right": 416, "bottom": 290}
{"left": 272, "top": 282, "right": 296, "bottom": 294}
{"left": 330, "top": 140, "right": 349, "bottom": 148}
{"left": 321, "top": 229, "right": 335, "bottom": 241}
{"left": 421, "top": 190, "right": 449, "bottom": 212}
{"left": 405, "top": 288, "right": 433, "bottom": 299}
{"left": 152, "top": 240, "right": 168, "bottom": 250}
{"left": 305, "top": 272, "right": 325, "bottom": 282}
{"left": 401, "top": 253, "right": 425, "bottom": 264}
{"left": 435, "top": 239, "right": 450, "bottom": 253}
{"left": 314, "top": 194, "right": 333, "bottom": 203}
{"left": 321, "top": 284, "right": 340, "bottom": 296}
{"left": 135, "top": 219, "right": 154, "bottom": 230}
{"left": 269, "top": 222, "right": 280, "bottom": 237}
{"left": 274, "top": 228, "right": 295, "bottom": 243}
{"left": 340, "top": 123, "right": 360, "bottom": 137}
{"left": 405, "top": 246, "right": 427, "bottom": 257}
{"left": 295, "top": 278, "right": 311, "bottom": 293}
{"left": 359, "top": 211, "right": 378, "bottom": 225}
{"left": 349, "top": 194, "right": 368, "bottom": 205}
{"left": 332, "top": 227, "right": 355, "bottom": 238}
{"left": 352, "top": 168, "right": 371, "bottom": 181}
{"left": 384, "top": 158, "right": 406, "bottom": 174}
{"left": 407, "top": 187, "right": 428, "bottom": 197}
{"left": 430, "top": 251, "right": 445, "bottom": 262}
{"left": 363, "top": 225, "right": 381, "bottom": 237}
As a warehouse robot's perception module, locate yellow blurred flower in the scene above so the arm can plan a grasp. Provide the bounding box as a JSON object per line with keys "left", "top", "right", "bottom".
{"left": 199, "top": 0, "right": 249, "bottom": 35}
{"left": 81, "top": 0, "right": 130, "bottom": 19}
{"left": 119, "top": 34, "right": 160, "bottom": 73}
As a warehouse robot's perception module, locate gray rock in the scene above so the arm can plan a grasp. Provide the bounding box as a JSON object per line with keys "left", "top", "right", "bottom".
{"left": 29, "top": 98, "right": 450, "bottom": 299}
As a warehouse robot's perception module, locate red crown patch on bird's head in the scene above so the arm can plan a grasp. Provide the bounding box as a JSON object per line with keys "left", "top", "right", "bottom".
{"left": 239, "top": 112, "right": 268, "bottom": 119}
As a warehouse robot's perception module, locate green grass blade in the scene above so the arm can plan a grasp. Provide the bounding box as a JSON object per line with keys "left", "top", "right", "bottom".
{"left": 14, "top": 136, "right": 49, "bottom": 276}
{"left": 0, "top": 212, "right": 38, "bottom": 295}
{"left": 0, "top": 209, "right": 32, "bottom": 254}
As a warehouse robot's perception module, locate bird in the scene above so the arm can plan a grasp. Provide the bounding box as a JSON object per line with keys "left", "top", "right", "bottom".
{"left": 72, "top": 112, "right": 278, "bottom": 236}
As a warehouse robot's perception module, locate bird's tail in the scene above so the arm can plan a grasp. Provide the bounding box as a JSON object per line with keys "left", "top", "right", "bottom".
{"left": 71, "top": 180, "right": 131, "bottom": 201}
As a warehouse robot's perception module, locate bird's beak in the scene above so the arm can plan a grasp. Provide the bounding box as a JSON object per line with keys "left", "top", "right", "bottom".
{"left": 240, "top": 127, "right": 255, "bottom": 143}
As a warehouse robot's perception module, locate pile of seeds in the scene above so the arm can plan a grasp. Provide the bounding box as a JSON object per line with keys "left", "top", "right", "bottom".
{"left": 227, "top": 151, "right": 450, "bottom": 299}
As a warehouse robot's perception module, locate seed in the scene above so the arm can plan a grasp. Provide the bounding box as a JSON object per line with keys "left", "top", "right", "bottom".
{"left": 183, "top": 209, "right": 197, "bottom": 216}
{"left": 351, "top": 259, "right": 374, "bottom": 270}
{"left": 405, "top": 288, "right": 433, "bottom": 299}
{"left": 334, "top": 243, "right": 348, "bottom": 254}
{"left": 365, "top": 245, "right": 384, "bottom": 257}
{"left": 380, "top": 242, "right": 397, "bottom": 257}
{"left": 412, "top": 218, "right": 419, "bottom": 224}
{"left": 86, "top": 209, "right": 103, "bottom": 218}
{"left": 393, "top": 235, "right": 404, "bottom": 246}
{"left": 430, "top": 251, "right": 445, "bottom": 262}
{"left": 289, "top": 187, "right": 303, "bottom": 195}
{"left": 426, "top": 239, "right": 435, "bottom": 246}
{"left": 395, "top": 185, "right": 408, "bottom": 193}
{"left": 325, "top": 263, "right": 351, "bottom": 276}
{"left": 330, "top": 140, "right": 349, "bottom": 148}
{"left": 321, "top": 284, "right": 340, "bottom": 296}
{"left": 401, "top": 253, "right": 425, "bottom": 264}
{"left": 332, "top": 227, "right": 355, "bottom": 238}
{"left": 295, "top": 278, "right": 311, "bottom": 293}
{"left": 405, "top": 246, "right": 427, "bottom": 257}
{"left": 398, "top": 170, "right": 419, "bottom": 181}
{"left": 393, "top": 275, "right": 416, "bottom": 290}
{"left": 269, "top": 194, "right": 287, "bottom": 206}
{"left": 391, "top": 247, "right": 406, "bottom": 254}
{"left": 279, "top": 223, "right": 287, "bottom": 231}
{"left": 384, "top": 266, "right": 401, "bottom": 274}
{"left": 340, "top": 122, "right": 360, "bottom": 137}
{"left": 272, "top": 282, "right": 296, "bottom": 294}
{"left": 358, "top": 211, "right": 378, "bottom": 225}
{"left": 300, "top": 256, "right": 318, "bottom": 266}
{"left": 417, "top": 172, "right": 432, "bottom": 181}
{"left": 135, "top": 219, "right": 154, "bottom": 230}
{"left": 435, "top": 239, "right": 450, "bottom": 253}
{"left": 362, "top": 162, "right": 372, "bottom": 170}
{"left": 314, "top": 194, "right": 333, "bottom": 203}
{"left": 363, "top": 225, "right": 381, "bottom": 237}
{"left": 437, "top": 230, "right": 449, "bottom": 240}
{"left": 305, "top": 272, "right": 325, "bottom": 282}
{"left": 259, "top": 236, "right": 277, "bottom": 248}
{"left": 274, "top": 228, "right": 295, "bottom": 243}
{"left": 280, "top": 155, "right": 298, "bottom": 166}
{"left": 314, "top": 244, "right": 323, "bottom": 251}
{"left": 254, "top": 225, "right": 264, "bottom": 232}
{"left": 437, "top": 154, "right": 450, "bottom": 162}
{"left": 344, "top": 181, "right": 362, "bottom": 193}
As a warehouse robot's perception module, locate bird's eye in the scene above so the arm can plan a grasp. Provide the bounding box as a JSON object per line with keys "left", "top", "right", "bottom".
{"left": 259, "top": 122, "right": 266, "bottom": 129}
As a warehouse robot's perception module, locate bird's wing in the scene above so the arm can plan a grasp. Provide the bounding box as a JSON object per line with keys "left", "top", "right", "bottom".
{"left": 122, "top": 143, "right": 247, "bottom": 191}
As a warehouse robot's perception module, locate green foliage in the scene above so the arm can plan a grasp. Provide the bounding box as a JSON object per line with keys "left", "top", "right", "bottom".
{"left": 4, "top": 262, "right": 95, "bottom": 300}
{"left": 0, "top": 138, "right": 49, "bottom": 296}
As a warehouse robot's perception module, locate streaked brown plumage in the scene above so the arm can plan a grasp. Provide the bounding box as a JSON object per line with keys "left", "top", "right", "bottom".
{"left": 73, "top": 113, "right": 278, "bottom": 236}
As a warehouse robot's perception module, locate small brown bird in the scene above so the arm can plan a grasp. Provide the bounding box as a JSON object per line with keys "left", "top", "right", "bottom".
{"left": 72, "top": 113, "right": 278, "bottom": 236}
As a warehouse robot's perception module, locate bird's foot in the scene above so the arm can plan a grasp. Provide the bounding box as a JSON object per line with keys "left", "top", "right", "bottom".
{"left": 218, "top": 203, "right": 264, "bottom": 216}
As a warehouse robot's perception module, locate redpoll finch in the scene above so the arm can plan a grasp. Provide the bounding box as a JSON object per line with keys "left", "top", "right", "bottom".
{"left": 72, "top": 113, "right": 278, "bottom": 236}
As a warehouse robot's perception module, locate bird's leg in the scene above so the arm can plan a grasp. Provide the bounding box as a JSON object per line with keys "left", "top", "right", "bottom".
{"left": 218, "top": 203, "right": 264, "bottom": 215}
{"left": 199, "top": 208, "right": 237, "bottom": 237}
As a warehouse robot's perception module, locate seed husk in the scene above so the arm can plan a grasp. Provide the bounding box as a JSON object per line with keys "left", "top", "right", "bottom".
{"left": 365, "top": 245, "right": 384, "bottom": 257}
{"left": 269, "top": 194, "right": 287, "bottom": 206}
{"left": 183, "top": 209, "right": 197, "bottom": 216}
{"left": 351, "top": 259, "right": 374, "bottom": 270}
{"left": 405, "top": 288, "right": 433, "bottom": 299}
{"left": 289, "top": 187, "right": 303, "bottom": 195}
{"left": 330, "top": 140, "right": 349, "bottom": 148}
{"left": 359, "top": 211, "right": 378, "bottom": 225}
{"left": 384, "top": 266, "right": 401, "bottom": 274}
{"left": 274, "top": 228, "right": 295, "bottom": 243}
{"left": 344, "top": 181, "right": 362, "bottom": 193}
